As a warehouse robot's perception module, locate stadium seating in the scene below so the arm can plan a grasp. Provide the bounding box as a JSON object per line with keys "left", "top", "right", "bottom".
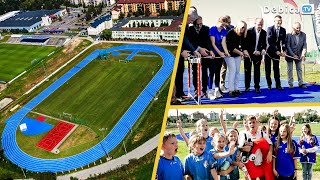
{"left": 1, "top": 44, "right": 174, "bottom": 172}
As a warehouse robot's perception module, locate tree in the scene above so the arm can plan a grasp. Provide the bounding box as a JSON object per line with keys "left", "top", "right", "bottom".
{"left": 85, "top": 11, "right": 91, "bottom": 21}
{"left": 259, "top": 115, "right": 269, "bottom": 123}
{"left": 58, "top": 16, "right": 62, "bottom": 21}
{"left": 145, "top": 8, "right": 150, "bottom": 17}
{"left": 119, "top": 12, "right": 125, "bottom": 19}
{"left": 101, "top": 29, "right": 112, "bottom": 40}
{"left": 178, "top": 4, "right": 185, "bottom": 15}
{"left": 159, "top": 9, "right": 166, "bottom": 16}
{"left": 127, "top": 12, "right": 132, "bottom": 18}
{"left": 134, "top": 11, "right": 140, "bottom": 17}
{"left": 138, "top": 9, "right": 144, "bottom": 16}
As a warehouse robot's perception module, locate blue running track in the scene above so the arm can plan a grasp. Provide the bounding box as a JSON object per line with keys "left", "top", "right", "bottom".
{"left": 126, "top": 49, "right": 140, "bottom": 60}
{"left": 1, "top": 44, "right": 174, "bottom": 172}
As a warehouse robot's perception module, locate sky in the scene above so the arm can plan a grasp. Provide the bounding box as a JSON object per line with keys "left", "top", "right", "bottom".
{"left": 168, "top": 106, "right": 320, "bottom": 117}
{"left": 190, "top": 0, "right": 317, "bottom": 51}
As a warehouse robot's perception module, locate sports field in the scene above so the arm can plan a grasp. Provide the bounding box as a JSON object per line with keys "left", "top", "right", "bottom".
{"left": 18, "top": 51, "right": 163, "bottom": 158}
{"left": 0, "top": 44, "right": 56, "bottom": 82}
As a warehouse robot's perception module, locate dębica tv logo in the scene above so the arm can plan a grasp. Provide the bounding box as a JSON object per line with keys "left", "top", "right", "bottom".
{"left": 263, "top": 4, "right": 315, "bottom": 15}
{"left": 301, "top": 4, "right": 314, "bottom": 15}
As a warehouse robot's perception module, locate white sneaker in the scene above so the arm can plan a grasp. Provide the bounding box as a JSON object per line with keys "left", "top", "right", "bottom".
{"left": 207, "top": 89, "right": 215, "bottom": 99}
{"left": 220, "top": 86, "right": 228, "bottom": 93}
{"left": 210, "top": 88, "right": 223, "bottom": 100}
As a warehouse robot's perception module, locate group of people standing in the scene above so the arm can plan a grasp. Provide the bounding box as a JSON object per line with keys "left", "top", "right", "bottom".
{"left": 175, "top": 6, "right": 307, "bottom": 101}
{"left": 157, "top": 110, "right": 319, "bottom": 180}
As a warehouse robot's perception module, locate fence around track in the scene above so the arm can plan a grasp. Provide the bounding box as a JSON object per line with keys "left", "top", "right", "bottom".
{"left": 1, "top": 44, "right": 174, "bottom": 172}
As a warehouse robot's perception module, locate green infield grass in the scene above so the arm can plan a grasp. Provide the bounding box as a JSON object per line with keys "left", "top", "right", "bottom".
{"left": 0, "top": 44, "right": 56, "bottom": 82}
{"left": 17, "top": 49, "right": 163, "bottom": 158}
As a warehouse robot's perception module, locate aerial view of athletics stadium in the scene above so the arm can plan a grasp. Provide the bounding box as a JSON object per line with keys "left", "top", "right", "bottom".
{"left": 0, "top": 34, "right": 176, "bottom": 178}
{"left": 178, "top": 0, "right": 320, "bottom": 105}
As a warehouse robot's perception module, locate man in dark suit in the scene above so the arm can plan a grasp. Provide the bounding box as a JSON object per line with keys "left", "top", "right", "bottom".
{"left": 244, "top": 18, "right": 267, "bottom": 93}
{"left": 175, "top": 6, "right": 200, "bottom": 100}
{"left": 188, "top": 16, "right": 214, "bottom": 98}
{"left": 266, "top": 15, "right": 286, "bottom": 90}
{"left": 285, "top": 22, "right": 307, "bottom": 88}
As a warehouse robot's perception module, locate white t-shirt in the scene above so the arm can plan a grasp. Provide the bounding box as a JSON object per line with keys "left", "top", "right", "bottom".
{"left": 238, "top": 130, "right": 272, "bottom": 148}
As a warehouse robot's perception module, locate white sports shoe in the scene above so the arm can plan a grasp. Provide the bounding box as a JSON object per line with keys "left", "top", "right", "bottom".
{"left": 207, "top": 89, "right": 215, "bottom": 100}
{"left": 209, "top": 88, "right": 223, "bottom": 100}
{"left": 220, "top": 85, "right": 228, "bottom": 93}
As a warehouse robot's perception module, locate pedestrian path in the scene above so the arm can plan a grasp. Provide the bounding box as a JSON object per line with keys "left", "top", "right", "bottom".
{"left": 57, "top": 134, "right": 160, "bottom": 180}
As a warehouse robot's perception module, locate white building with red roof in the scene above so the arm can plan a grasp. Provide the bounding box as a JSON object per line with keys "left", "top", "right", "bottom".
{"left": 111, "top": 16, "right": 182, "bottom": 41}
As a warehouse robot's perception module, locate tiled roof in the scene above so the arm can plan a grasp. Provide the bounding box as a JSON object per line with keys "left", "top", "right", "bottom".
{"left": 111, "top": 16, "right": 182, "bottom": 32}
{"left": 118, "top": 0, "right": 165, "bottom": 4}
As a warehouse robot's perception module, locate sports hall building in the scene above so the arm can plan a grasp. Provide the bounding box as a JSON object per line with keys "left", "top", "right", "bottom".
{"left": 0, "top": 9, "right": 67, "bottom": 32}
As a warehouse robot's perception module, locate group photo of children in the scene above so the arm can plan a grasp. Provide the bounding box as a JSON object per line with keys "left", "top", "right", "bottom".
{"left": 172, "top": 0, "right": 320, "bottom": 105}
{"left": 157, "top": 107, "right": 320, "bottom": 180}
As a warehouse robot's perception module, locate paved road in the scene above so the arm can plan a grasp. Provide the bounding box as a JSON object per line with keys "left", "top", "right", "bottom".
{"left": 97, "top": 40, "right": 178, "bottom": 46}
{"left": 57, "top": 134, "right": 160, "bottom": 180}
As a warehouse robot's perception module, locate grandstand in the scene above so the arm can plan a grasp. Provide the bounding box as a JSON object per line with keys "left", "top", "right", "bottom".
{"left": 6, "top": 34, "right": 67, "bottom": 46}
{"left": 20, "top": 35, "right": 50, "bottom": 43}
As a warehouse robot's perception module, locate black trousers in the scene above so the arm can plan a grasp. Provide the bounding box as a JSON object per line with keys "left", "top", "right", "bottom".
{"left": 276, "top": 173, "right": 296, "bottom": 180}
{"left": 175, "top": 55, "right": 185, "bottom": 97}
{"left": 192, "top": 58, "right": 215, "bottom": 93}
{"left": 212, "top": 58, "right": 223, "bottom": 89}
{"left": 265, "top": 55, "right": 281, "bottom": 87}
{"left": 244, "top": 55, "right": 261, "bottom": 89}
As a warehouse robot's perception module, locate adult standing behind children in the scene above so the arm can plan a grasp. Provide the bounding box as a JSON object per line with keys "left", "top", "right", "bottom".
{"left": 244, "top": 18, "right": 267, "bottom": 93}
{"left": 266, "top": 15, "right": 286, "bottom": 90}
{"left": 285, "top": 22, "right": 307, "bottom": 89}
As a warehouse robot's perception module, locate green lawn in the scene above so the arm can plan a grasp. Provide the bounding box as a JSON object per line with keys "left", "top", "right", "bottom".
{"left": 86, "top": 150, "right": 157, "bottom": 180}
{"left": 17, "top": 51, "right": 162, "bottom": 158}
{"left": 0, "top": 44, "right": 56, "bottom": 82}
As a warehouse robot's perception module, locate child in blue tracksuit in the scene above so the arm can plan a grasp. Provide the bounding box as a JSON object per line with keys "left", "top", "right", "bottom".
{"left": 298, "top": 124, "right": 319, "bottom": 180}
{"left": 273, "top": 124, "right": 300, "bottom": 180}
{"left": 157, "top": 132, "right": 184, "bottom": 180}
{"left": 177, "top": 118, "right": 213, "bottom": 152}
{"left": 225, "top": 129, "right": 243, "bottom": 180}
{"left": 184, "top": 134, "right": 218, "bottom": 180}
{"left": 210, "top": 133, "right": 235, "bottom": 180}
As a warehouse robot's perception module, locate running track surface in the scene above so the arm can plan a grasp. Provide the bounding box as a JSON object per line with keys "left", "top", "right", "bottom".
{"left": 1, "top": 44, "right": 174, "bottom": 172}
